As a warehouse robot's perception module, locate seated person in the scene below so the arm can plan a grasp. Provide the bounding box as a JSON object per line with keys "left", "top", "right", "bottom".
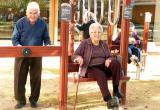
{"left": 113, "top": 24, "right": 141, "bottom": 65}
{"left": 73, "top": 23, "right": 123, "bottom": 109}
{"left": 76, "top": 11, "right": 96, "bottom": 39}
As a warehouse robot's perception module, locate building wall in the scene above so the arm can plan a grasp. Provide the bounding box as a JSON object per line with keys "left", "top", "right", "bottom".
{"left": 132, "top": 5, "right": 155, "bottom": 25}
{"left": 153, "top": 1, "right": 160, "bottom": 42}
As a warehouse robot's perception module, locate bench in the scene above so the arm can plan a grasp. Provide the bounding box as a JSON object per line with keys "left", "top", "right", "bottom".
{"left": 68, "top": 61, "right": 130, "bottom": 110}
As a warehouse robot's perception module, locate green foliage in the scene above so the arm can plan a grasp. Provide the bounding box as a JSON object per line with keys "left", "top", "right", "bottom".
{"left": 44, "top": 68, "right": 60, "bottom": 74}
{"left": 0, "top": 0, "right": 49, "bottom": 19}
{"left": 0, "top": 21, "right": 12, "bottom": 25}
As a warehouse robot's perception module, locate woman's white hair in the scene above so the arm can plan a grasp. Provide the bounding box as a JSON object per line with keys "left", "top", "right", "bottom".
{"left": 26, "top": 2, "right": 40, "bottom": 15}
{"left": 89, "top": 23, "right": 103, "bottom": 34}
{"left": 83, "top": 11, "right": 96, "bottom": 23}
{"left": 130, "top": 22, "right": 135, "bottom": 32}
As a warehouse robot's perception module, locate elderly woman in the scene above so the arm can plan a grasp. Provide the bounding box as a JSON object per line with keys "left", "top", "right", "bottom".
{"left": 73, "top": 23, "right": 122, "bottom": 109}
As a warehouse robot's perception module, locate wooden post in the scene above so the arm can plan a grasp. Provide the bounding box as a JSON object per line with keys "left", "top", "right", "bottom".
{"left": 120, "top": 0, "right": 131, "bottom": 106}
{"left": 107, "top": 24, "right": 113, "bottom": 46}
{"left": 143, "top": 12, "right": 152, "bottom": 53}
{"left": 142, "top": 22, "right": 149, "bottom": 69}
{"left": 49, "top": 0, "right": 58, "bottom": 44}
{"left": 59, "top": 21, "right": 69, "bottom": 110}
{"left": 69, "top": 0, "right": 76, "bottom": 57}
{"left": 59, "top": 2, "right": 71, "bottom": 109}
{"left": 143, "top": 22, "right": 149, "bottom": 53}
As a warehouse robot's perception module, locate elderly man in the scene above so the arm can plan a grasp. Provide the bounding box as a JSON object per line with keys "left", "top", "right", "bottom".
{"left": 12, "top": 2, "right": 50, "bottom": 109}
{"left": 73, "top": 23, "right": 122, "bottom": 109}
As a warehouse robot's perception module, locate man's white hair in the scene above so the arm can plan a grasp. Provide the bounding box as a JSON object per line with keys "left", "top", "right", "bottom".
{"left": 26, "top": 2, "right": 40, "bottom": 15}
{"left": 89, "top": 23, "right": 103, "bottom": 35}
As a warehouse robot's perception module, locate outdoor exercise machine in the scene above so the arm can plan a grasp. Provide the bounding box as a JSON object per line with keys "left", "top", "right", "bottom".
{"left": 67, "top": 0, "right": 131, "bottom": 109}
{"left": 0, "top": 1, "right": 151, "bottom": 110}
{"left": 68, "top": 0, "right": 151, "bottom": 108}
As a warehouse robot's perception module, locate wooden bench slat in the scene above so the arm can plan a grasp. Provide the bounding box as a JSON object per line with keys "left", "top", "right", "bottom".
{"left": 68, "top": 62, "right": 130, "bottom": 83}
{"left": 68, "top": 76, "right": 130, "bottom": 83}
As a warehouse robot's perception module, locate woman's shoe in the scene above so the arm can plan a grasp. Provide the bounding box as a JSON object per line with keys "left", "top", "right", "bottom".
{"left": 107, "top": 96, "right": 119, "bottom": 109}
{"left": 113, "top": 91, "right": 123, "bottom": 103}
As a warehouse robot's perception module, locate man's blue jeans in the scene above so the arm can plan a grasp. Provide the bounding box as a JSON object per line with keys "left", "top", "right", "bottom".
{"left": 128, "top": 44, "right": 141, "bottom": 63}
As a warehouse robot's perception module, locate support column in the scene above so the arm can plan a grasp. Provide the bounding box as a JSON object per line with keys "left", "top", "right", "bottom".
{"left": 69, "top": 0, "right": 76, "bottom": 57}
{"left": 59, "top": 21, "right": 69, "bottom": 110}
{"left": 49, "top": 0, "right": 58, "bottom": 44}
{"left": 120, "top": 0, "right": 131, "bottom": 105}
{"left": 143, "top": 12, "right": 152, "bottom": 53}
{"left": 107, "top": 24, "right": 113, "bottom": 47}
{"left": 153, "top": 1, "right": 160, "bottom": 42}
{"left": 143, "top": 22, "right": 150, "bottom": 53}
{"left": 59, "top": 2, "right": 71, "bottom": 109}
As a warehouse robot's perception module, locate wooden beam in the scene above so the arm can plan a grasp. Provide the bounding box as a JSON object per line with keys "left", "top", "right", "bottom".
{"left": 0, "top": 46, "right": 61, "bottom": 57}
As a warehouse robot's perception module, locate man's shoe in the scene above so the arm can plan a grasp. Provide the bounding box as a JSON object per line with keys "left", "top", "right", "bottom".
{"left": 15, "top": 101, "right": 26, "bottom": 109}
{"left": 107, "top": 96, "right": 119, "bottom": 109}
{"left": 30, "top": 102, "right": 37, "bottom": 108}
{"left": 130, "top": 55, "right": 139, "bottom": 66}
